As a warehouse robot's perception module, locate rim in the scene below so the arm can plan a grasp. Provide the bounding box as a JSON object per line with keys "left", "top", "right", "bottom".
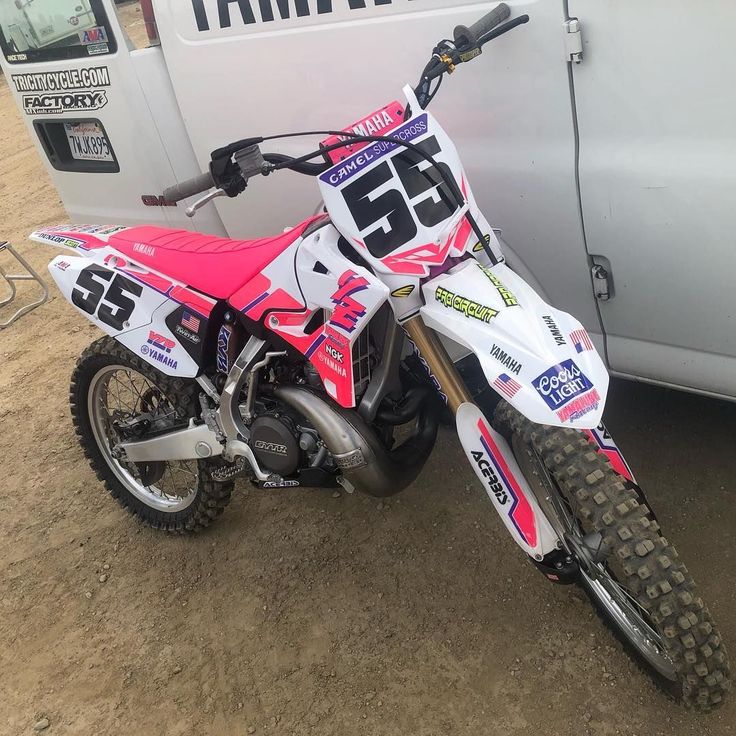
{"left": 511, "top": 434, "right": 678, "bottom": 681}
{"left": 88, "top": 364, "right": 199, "bottom": 513}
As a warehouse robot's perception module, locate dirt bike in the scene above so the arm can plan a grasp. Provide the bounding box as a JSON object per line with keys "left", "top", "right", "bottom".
{"left": 33, "top": 3, "right": 729, "bottom": 710}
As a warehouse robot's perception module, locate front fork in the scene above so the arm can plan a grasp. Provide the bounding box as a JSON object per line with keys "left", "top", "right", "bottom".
{"left": 402, "top": 316, "right": 561, "bottom": 562}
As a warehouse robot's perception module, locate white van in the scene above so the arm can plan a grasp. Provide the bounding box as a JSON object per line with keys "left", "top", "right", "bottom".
{"left": 2, "top": 0, "right": 735, "bottom": 402}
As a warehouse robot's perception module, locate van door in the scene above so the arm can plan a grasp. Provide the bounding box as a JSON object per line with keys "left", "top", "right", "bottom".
{"left": 154, "top": 0, "right": 602, "bottom": 336}
{"left": 569, "top": 0, "right": 736, "bottom": 398}
{"left": 0, "top": 0, "right": 225, "bottom": 236}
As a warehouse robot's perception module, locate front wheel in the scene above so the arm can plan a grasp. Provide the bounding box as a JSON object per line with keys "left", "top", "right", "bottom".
{"left": 494, "top": 401, "right": 730, "bottom": 711}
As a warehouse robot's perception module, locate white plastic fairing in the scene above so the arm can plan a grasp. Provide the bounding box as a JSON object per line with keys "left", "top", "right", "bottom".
{"left": 422, "top": 260, "right": 610, "bottom": 428}
{"left": 456, "top": 402, "right": 559, "bottom": 558}
{"left": 47, "top": 250, "right": 202, "bottom": 379}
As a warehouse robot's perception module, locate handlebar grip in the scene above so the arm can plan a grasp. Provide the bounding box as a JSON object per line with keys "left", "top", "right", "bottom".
{"left": 163, "top": 171, "right": 215, "bottom": 203}
{"left": 454, "top": 2, "right": 511, "bottom": 48}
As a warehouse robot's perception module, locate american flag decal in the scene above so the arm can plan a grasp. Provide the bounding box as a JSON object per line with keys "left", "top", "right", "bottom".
{"left": 570, "top": 329, "right": 594, "bottom": 353}
{"left": 181, "top": 311, "right": 201, "bottom": 332}
{"left": 493, "top": 373, "right": 522, "bottom": 399}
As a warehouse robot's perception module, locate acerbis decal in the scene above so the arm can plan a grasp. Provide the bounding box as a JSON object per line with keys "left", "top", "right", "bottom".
{"left": 490, "top": 344, "right": 522, "bottom": 375}
{"left": 476, "top": 419, "right": 537, "bottom": 547}
{"left": 262, "top": 479, "right": 300, "bottom": 488}
{"left": 391, "top": 285, "right": 415, "bottom": 298}
{"left": 542, "top": 315, "right": 566, "bottom": 346}
{"left": 435, "top": 286, "right": 498, "bottom": 324}
{"left": 191, "top": 0, "right": 411, "bottom": 33}
{"left": 480, "top": 265, "right": 519, "bottom": 307}
{"left": 532, "top": 358, "right": 595, "bottom": 414}
{"left": 471, "top": 450, "right": 509, "bottom": 505}
{"left": 329, "top": 270, "right": 369, "bottom": 333}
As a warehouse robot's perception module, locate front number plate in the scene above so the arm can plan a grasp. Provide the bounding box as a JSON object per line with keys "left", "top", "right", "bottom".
{"left": 64, "top": 122, "right": 114, "bottom": 162}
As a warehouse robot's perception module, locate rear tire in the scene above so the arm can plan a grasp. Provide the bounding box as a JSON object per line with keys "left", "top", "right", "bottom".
{"left": 70, "top": 337, "right": 233, "bottom": 533}
{"left": 494, "top": 400, "right": 730, "bottom": 711}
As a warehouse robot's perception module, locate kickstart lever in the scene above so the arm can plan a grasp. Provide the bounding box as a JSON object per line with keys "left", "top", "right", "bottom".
{"left": 185, "top": 188, "right": 226, "bottom": 218}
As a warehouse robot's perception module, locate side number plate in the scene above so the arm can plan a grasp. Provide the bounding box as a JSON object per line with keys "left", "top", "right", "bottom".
{"left": 72, "top": 264, "right": 142, "bottom": 331}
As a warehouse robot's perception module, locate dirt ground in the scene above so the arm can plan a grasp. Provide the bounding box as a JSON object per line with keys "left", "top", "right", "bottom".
{"left": 1, "top": 5, "right": 735, "bottom": 735}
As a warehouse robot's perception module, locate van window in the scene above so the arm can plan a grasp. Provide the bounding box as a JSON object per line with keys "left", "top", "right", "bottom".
{"left": 0, "top": 0, "right": 117, "bottom": 63}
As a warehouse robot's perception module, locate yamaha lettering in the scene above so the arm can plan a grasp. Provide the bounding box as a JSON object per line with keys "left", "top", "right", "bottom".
{"left": 532, "top": 359, "right": 594, "bottom": 410}
{"left": 191, "top": 0, "right": 415, "bottom": 32}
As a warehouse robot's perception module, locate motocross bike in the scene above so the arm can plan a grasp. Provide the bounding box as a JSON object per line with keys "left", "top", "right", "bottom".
{"left": 34, "top": 3, "right": 729, "bottom": 710}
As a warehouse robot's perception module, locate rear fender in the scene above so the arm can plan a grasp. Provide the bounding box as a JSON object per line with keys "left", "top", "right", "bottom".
{"left": 420, "top": 260, "right": 609, "bottom": 429}
{"left": 38, "top": 228, "right": 213, "bottom": 378}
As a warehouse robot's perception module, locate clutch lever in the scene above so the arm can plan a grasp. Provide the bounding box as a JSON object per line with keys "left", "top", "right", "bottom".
{"left": 185, "top": 188, "right": 226, "bottom": 218}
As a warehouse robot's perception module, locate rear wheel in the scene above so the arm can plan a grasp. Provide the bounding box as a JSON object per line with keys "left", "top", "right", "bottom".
{"left": 71, "top": 337, "right": 233, "bottom": 533}
{"left": 494, "top": 400, "right": 730, "bottom": 711}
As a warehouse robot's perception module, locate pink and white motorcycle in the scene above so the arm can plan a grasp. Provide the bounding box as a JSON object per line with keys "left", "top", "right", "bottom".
{"left": 34, "top": 5, "right": 728, "bottom": 710}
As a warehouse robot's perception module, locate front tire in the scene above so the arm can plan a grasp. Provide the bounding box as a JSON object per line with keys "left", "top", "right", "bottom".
{"left": 494, "top": 400, "right": 730, "bottom": 711}
{"left": 70, "top": 337, "right": 233, "bottom": 533}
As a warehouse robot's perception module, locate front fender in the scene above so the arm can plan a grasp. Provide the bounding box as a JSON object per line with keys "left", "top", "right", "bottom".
{"left": 420, "top": 260, "right": 609, "bottom": 429}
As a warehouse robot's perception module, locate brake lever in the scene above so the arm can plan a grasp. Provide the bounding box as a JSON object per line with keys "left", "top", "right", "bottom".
{"left": 185, "top": 188, "right": 226, "bottom": 218}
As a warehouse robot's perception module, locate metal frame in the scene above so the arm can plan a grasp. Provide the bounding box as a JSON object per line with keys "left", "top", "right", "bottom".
{"left": 0, "top": 241, "right": 49, "bottom": 329}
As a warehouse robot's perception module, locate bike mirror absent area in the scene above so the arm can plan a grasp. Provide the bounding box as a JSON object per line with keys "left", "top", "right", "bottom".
{"left": 0, "top": 0, "right": 117, "bottom": 64}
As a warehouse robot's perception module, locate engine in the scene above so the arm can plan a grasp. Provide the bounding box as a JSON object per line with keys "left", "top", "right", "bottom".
{"left": 249, "top": 412, "right": 301, "bottom": 476}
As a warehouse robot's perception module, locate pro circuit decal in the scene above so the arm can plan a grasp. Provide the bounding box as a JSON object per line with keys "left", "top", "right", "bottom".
{"left": 532, "top": 359, "right": 593, "bottom": 411}
{"left": 480, "top": 266, "right": 518, "bottom": 307}
{"left": 191, "top": 0, "right": 410, "bottom": 32}
{"left": 12, "top": 66, "right": 111, "bottom": 116}
{"left": 435, "top": 286, "right": 498, "bottom": 324}
{"left": 475, "top": 420, "right": 537, "bottom": 547}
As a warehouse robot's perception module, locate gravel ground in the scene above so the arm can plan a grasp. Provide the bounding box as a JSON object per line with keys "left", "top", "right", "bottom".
{"left": 0, "top": 4, "right": 734, "bottom": 735}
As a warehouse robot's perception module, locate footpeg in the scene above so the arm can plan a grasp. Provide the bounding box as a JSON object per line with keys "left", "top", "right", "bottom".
{"left": 210, "top": 457, "right": 249, "bottom": 482}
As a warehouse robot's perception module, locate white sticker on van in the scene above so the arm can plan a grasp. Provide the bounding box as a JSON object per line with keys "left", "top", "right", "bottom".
{"left": 11, "top": 66, "right": 111, "bottom": 116}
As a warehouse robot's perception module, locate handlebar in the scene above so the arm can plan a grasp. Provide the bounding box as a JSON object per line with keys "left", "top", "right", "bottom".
{"left": 453, "top": 2, "right": 510, "bottom": 50}
{"left": 163, "top": 171, "right": 215, "bottom": 203}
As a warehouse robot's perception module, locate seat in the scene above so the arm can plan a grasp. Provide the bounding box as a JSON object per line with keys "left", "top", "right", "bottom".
{"left": 109, "top": 216, "right": 321, "bottom": 299}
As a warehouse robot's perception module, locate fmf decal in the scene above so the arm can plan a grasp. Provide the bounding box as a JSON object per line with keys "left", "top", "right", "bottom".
{"left": 532, "top": 359, "right": 593, "bottom": 411}
{"left": 191, "top": 0, "right": 411, "bottom": 32}
{"left": 490, "top": 344, "right": 522, "bottom": 375}
{"left": 476, "top": 420, "right": 537, "bottom": 547}
{"left": 480, "top": 266, "right": 518, "bottom": 307}
{"left": 11, "top": 66, "right": 111, "bottom": 93}
{"left": 435, "top": 286, "right": 498, "bottom": 324}
{"left": 330, "top": 271, "right": 369, "bottom": 333}
{"left": 542, "top": 315, "right": 566, "bottom": 346}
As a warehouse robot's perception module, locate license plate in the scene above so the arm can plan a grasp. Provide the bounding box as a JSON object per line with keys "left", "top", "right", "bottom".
{"left": 64, "top": 122, "right": 114, "bottom": 162}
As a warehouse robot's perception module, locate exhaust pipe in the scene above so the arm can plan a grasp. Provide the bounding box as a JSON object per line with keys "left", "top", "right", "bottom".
{"left": 272, "top": 385, "right": 438, "bottom": 497}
